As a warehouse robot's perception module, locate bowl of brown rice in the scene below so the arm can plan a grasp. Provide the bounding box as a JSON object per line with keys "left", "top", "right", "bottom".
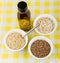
{"left": 34, "top": 14, "right": 57, "bottom": 35}
{"left": 4, "top": 29, "right": 28, "bottom": 52}
{"left": 28, "top": 36, "right": 53, "bottom": 59}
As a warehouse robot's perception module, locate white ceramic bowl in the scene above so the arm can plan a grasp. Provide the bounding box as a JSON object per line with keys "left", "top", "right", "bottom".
{"left": 4, "top": 29, "right": 28, "bottom": 52}
{"left": 34, "top": 14, "right": 57, "bottom": 35}
{"left": 28, "top": 36, "right": 53, "bottom": 59}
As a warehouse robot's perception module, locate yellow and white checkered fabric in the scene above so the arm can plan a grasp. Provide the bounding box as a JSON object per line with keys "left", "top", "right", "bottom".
{"left": 0, "top": 0, "right": 60, "bottom": 63}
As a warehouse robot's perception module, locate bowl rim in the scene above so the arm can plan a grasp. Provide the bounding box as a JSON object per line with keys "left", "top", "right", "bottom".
{"left": 28, "top": 36, "right": 53, "bottom": 59}
{"left": 4, "top": 29, "right": 28, "bottom": 52}
{"left": 34, "top": 14, "right": 57, "bottom": 35}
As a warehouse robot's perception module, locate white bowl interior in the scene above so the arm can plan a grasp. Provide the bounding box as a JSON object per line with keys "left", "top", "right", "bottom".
{"left": 34, "top": 14, "right": 57, "bottom": 35}
{"left": 4, "top": 29, "right": 28, "bottom": 52}
{"left": 28, "top": 36, "right": 53, "bottom": 59}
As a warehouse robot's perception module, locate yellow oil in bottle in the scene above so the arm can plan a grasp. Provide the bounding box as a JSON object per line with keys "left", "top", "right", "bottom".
{"left": 17, "top": 1, "right": 31, "bottom": 31}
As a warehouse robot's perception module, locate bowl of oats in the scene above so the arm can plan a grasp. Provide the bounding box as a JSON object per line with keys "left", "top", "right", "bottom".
{"left": 4, "top": 29, "right": 28, "bottom": 52}
{"left": 28, "top": 36, "right": 53, "bottom": 59}
{"left": 34, "top": 14, "right": 57, "bottom": 35}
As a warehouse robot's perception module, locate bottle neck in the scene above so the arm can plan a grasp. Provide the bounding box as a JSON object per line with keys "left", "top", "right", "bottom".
{"left": 18, "top": 7, "right": 28, "bottom": 14}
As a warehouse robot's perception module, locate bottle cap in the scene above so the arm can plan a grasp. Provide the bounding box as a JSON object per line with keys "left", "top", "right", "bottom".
{"left": 17, "top": 1, "right": 27, "bottom": 12}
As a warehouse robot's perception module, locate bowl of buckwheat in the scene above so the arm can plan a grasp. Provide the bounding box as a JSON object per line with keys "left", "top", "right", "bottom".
{"left": 28, "top": 36, "right": 53, "bottom": 59}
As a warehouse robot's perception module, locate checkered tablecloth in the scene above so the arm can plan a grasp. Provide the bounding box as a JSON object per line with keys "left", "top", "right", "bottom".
{"left": 0, "top": 0, "right": 60, "bottom": 63}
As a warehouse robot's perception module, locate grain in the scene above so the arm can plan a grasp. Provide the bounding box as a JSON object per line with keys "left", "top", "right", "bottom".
{"left": 37, "top": 17, "right": 55, "bottom": 34}
{"left": 31, "top": 40, "right": 51, "bottom": 58}
{"left": 6, "top": 32, "right": 25, "bottom": 50}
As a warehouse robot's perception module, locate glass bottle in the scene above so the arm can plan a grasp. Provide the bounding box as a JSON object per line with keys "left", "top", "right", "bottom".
{"left": 17, "top": 1, "right": 31, "bottom": 31}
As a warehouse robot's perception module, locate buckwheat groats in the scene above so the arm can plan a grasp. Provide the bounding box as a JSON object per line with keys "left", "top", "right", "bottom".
{"left": 37, "top": 17, "right": 55, "bottom": 34}
{"left": 31, "top": 40, "right": 51, "bottom": 58}
{"left": 6, "top": 32, "right": 25, "bottom": 50}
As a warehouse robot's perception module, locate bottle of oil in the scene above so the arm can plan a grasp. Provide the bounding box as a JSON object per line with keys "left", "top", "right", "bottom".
{"left": 17, "top": 1, "right": 31, "bottom": 31}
